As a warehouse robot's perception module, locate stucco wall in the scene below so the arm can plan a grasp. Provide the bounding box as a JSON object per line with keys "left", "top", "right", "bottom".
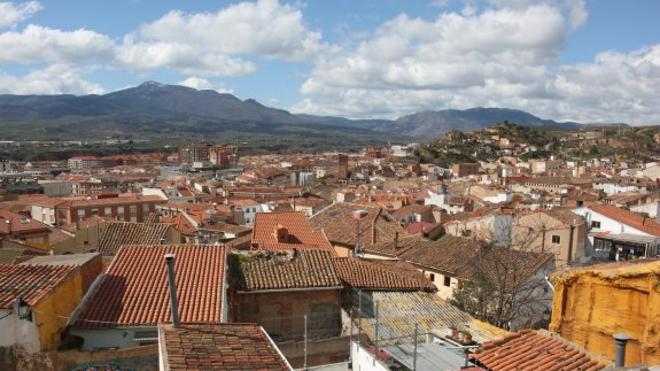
{"left": 549, "top": 263, "right": 660, "bottom": 366}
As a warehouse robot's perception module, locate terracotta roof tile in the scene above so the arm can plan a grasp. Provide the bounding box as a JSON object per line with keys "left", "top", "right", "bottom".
{"left": 0, "top": 263, "right": 78, "bottom": 308}
{"left": 74, "top": 245, "right": 226, "bottom": 328}
{"left": 159, "top": 323, "right": 291, "bottom": 370}
{"left": 230, "top": 249, "right": 342, "bottom": 291}
{"left": 471, "top": 329, "right": 609, "bottom": 371}
{"left": 589, "top": 204, "right": 660, "bottom": 236}
{"left": 252, "top": 212, "right": 335, "bottom": 255}
{"left": 333, "top": 257, "right": 435, "bottom": 291}
{"left": 97, "top": 222, "right": 173, "bottom": 256}
{"left": 310, "top": 202, "right": 405, "bottom": 247}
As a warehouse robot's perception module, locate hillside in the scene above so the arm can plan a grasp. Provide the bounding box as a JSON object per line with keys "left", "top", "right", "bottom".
{"left": 0, "top": 81, "right": 584, "bottom": 142}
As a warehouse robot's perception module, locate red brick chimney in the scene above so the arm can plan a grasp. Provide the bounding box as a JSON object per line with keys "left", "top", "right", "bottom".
{"left": 274, "top": 224, "right": 289, "bottom": 243}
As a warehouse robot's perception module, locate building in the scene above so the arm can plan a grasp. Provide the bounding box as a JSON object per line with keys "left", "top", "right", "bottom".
{"left": 337, "top": 154, "right": 349, "bottom": 179}
{"left": 573, "top": 204, "right": 660, "bottom": 261}
{"left": 67, "top": 156, "right": 118, "bottom": 170}
{"left": 208, "top": 144, "right": 239, "bottom": 167}
{"left": 309, "top": 202, "right": 404, "bottom": 257}
{"left": 512, "top": 209, "right": 587, "bottom": 268}
{"left": 177, "top": 144, "right": 211, "bottom": 164}
{"left": 0, "top": 254, "right": 102, "bottom": 356}
{"left": 550, "top": 260, "right": 660, "bottom": 366}
{"left": 451, "top": 163, "right": 480, "bottom": 178}
{"left": 0, "top": 209, "right": 51, "bottom": 251}
{"left": 470, "top": 329, "right": 609, "bottom": 370}
{"left": 228, "top": 249, "right": 343, "bottom": 341}
{"left": 251, "top": 211, "right": 335, "bottom": 255}
{"left": 32, "top": 195, "right": 166, "bottom": 226}
{"left": 157, "top": 323, "right": 292, "bottom": 371}
{"left": 71, "top": 245, "right": 228, "bottom": 350}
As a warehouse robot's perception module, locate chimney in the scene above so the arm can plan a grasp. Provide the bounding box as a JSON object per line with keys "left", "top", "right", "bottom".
{"left": 274, "top": 224, "right": 289, "bottom": 243}
{"left": 394, "top": 232, "right": 400, "bottom": 249}
{"left": 613, "top": 333, "right": 629, "bottom": 367}
{"left": 160, "top": 238, "right": 166, "bottom": 245}
{"left": 164, "top": 254, "right": 180, "bottom": 327}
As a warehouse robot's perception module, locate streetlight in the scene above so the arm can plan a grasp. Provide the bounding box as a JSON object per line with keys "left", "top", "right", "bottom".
{"left": 352, "top": 209, "right": 368, "bottom": 257}
{"left": 14, "top": 297, "right": 31, "bottom": 321}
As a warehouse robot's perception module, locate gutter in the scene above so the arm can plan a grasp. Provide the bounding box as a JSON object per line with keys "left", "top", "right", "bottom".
{"left": 237, "top": 286, "right": 344, "bottom": 294}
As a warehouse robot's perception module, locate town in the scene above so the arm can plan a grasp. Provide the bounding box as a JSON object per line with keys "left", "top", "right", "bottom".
{"left": 0, "top": 123, "right": 658, "bottom": 370}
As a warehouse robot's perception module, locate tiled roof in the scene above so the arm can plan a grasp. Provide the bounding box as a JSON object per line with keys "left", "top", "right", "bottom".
{"left": 74, "top": 245, "right": 226, "bottom": 328}
{"left": 333, "top": 257, "right": 435, "bottom": 291}
{"left": 0, "top": 209, "right": 50, "bottom": 235}
{"left": 310, "top": 202, "right": 405, "bottom": 247}
{"left": 589, "top": 204, "right": 660, "bottom": 236}
{"left": 97, "top": 222, "right": 173, "bottom": 256}
{"left": 251, "top": 212, "right": 335, "bottom": 254}
{"left": 0, "top": 263, "right": 78, "bottom": 308}
{"left": 471, "top": 329, "right": 608, "bottom": 371}
{"left": 397, "top": 235, "right": 482, "bottom": 277}
{"left": 358, "top": 291, "right": 473, "bottom": 345}
{"left": 230, "top": 249, "right": 342, "bottom": 291}
{"left": 159, "top": 323, "right": 291, "bottom": 371}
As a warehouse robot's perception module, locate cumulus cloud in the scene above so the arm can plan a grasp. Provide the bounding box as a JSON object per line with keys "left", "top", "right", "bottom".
{"left": 178, "top": 76, "right": 234, "bottom": 93}
{"left": 0, "top": 1, "right": 41, "bottom": 29}
{"left": 0, "top": 64, "right": 104, "bottom": 95}
{"left": 0, "top": 24, "right": 115, "bottom": 63}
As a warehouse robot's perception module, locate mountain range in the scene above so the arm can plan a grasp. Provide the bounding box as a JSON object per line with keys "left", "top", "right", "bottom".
{"left": 0, "top": 81, "right": 586, "bottom": 141}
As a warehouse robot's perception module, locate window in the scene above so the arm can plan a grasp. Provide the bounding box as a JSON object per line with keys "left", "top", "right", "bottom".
{"left": 429, "top": 273, "right": 435, "bottom": 282}
{"left": 552, "top": 235, "right": 561, "bottom": 244}
{"left": 77, "top": 209, "right": 85, "bottom": 219}
{"left": 444, "top": 276, "right": 451, "bottom": 287}
{"left": 91, "top": 208, "right": 99, "bottom": 216}
{"left": 143, "top": 203, "right": 150, "bottom": 215}
{"left": 104, "top": 207, "right": 112, "bottom": 216}
{"left": 129, "top": 205, "right": 137, "bottom": 216}
{"left": 591, "top": 221, "right": 601, "bottom": 228}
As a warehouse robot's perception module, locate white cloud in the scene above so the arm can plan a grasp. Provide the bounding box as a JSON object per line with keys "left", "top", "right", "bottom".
{"left": 0, "top": 64, "right": 104, "bottom": 95}
{"left": 292, "top": 2, "right": 660, "bottom": 125}
{"left": 178, "top": 76, "right": 234, "bottom": 93}
{"left": 0, "top": 1, "right": 41, "bottom": 29}
{"left": 136, "top": 0, "right": 330, "bottom": 61}
{"left": 0, "top": 24, "right": 115, "bottom": 63}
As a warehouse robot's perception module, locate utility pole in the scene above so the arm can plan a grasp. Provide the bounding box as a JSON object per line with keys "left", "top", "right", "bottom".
{"left": 413, "top": 324, "right": 419, "bottom": 371}
{"left": 348, "top": 308, "right": 354, "bottom": 369}
{"left": 304, "top": 314, "right": 308, "bottom": 371}
{"left": 374, "top": 301, "right": 379, "bottom": 347}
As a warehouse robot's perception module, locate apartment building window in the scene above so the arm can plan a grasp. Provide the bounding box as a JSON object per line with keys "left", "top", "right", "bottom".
{"left": 91, "top": 208, "right": 99, "bottom": 216}
{"left": 117, "top": 206, "right": 125, "bottom": 220}
{"left": 591, "top": 221, "right": 601, "bottom": 228}
{"left": 444, "top": 276, "right": 451, "bottom": 287}
{"left": 143, "top": 203, "right": 150, "bottom": 215}
{"left": 77, "top": 209, "right": 85, "bottom": 220}
{"left": 104, "top": 207, "right": 112, "bottom": 216}
{"left": 429, "top": 273, "right": 435, "bottom": 282}
{"left": 552, "top": 235, "right": 561, "bottom": 244}
{"left": 129, "top": 205, "right": 138, "bottom": 223}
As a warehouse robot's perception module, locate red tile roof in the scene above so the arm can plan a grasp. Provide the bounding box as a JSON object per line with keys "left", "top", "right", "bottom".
{"left": 159, "top": 323, "right": 291, "bottom": 371}
{"left": 252, "top": 212, "right": 335, "bottom": 255}
{"left": 74, "top": 245, "right": 226, "bottom": 328}
{"left": 97, "top": 222, "right": 173, "bottom": 256}
{"left": 471, "top": 329, "right": 608, "bottom": 371}
{"left": 0, "top": 263, "right": 78, "bottom": 308}
{"left": 0, "top": 209, "right": 50, "bottom": 235}
{"left": 589, "top": 204, "right": 660, "bottom": 236}
{"left": 230, "top": 250, "right": 342, "bottom": 291}
{"left": 332, "top": 257, "right": 435, "bottom": 291}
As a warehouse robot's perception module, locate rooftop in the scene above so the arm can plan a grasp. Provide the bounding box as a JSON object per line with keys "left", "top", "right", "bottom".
{"left": 0, "top": 263, "right": 78, "bottom": 308}
{"left": 251, "top": 211, "right": 335, "bottom": 254}
{"left": 158, "top": 323, "right": 291, "bottom": 371}
{"left": 230, "top": 249, "right": 342, "bottom": 292}
{"left": 471, "top": 329, "right": 608, "bottom": 371}
{"left": 588, "top": 204, "right": 660, "bottom": 236}
{"left": 333, "top": 257, "right": 435, "bottom": 291}
{"left": 97, "top": 221, "right": 173, "bottom": 256}
{"left": 74, "top": 245, "right": 226, "bottom": 328}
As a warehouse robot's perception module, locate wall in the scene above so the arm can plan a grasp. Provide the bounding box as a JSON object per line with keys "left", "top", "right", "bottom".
{"left": 278, "top": 336, "right": 351, "bottom": 368}
{"left": 0, "top": 311, "right": 41, "bottom": 354}
{"left": 71, "top": 327, "right": 158, "bottom": 351}
{"left": 549, "top": 263, "right": 660, "bottom": 366}
{"left": 33, "top": 271, "right": 85, "bottom": 351}
{"left": 230, "top": 289, "right": 342, "bottom": 342}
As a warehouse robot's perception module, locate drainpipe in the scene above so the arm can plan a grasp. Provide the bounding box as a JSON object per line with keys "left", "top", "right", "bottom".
{"left": 613, "top": 333, "right": 629, "bottom": 367}
{"left": 566, "top": 220, "right": 575, "bottom": 266}
{"left": 165, "top": 254, "right": 180, "bottom": 327}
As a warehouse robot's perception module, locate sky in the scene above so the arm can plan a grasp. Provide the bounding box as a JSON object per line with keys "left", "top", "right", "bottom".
{"left": 0, "top": 0, "right": 659, "bottom": 124}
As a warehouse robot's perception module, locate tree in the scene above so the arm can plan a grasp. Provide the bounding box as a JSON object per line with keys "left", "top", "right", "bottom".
{"left": 451, "top": 224, "right": 554, "bottom": 330}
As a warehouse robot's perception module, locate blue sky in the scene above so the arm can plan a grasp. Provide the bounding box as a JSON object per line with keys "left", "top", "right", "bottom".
{"left": 1, "top": 0, "right": 660, "bottom": 124}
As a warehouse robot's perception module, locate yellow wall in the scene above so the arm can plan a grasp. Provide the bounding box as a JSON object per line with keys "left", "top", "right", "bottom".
{"left": 549, "top": 262, "right": 659, "bottom": 366}
{"left": 33, "top": 271, "right": 84, "bottom": 351}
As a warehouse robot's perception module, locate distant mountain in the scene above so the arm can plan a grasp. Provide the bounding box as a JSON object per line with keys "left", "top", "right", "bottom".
{"left": 0, "top": 81, "right": 585, "bottom": 141}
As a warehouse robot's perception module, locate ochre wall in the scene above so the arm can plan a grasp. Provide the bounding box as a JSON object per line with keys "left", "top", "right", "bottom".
{"left": 33, "top": 272, "right": 84, "bottom": 351}
{"left": 549, "top": 262, "right": 659, "bottom": 366}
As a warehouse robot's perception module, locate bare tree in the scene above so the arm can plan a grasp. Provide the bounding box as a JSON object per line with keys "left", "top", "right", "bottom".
{"left": 451, "top": 222, "right": 554, "bottom": 331}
